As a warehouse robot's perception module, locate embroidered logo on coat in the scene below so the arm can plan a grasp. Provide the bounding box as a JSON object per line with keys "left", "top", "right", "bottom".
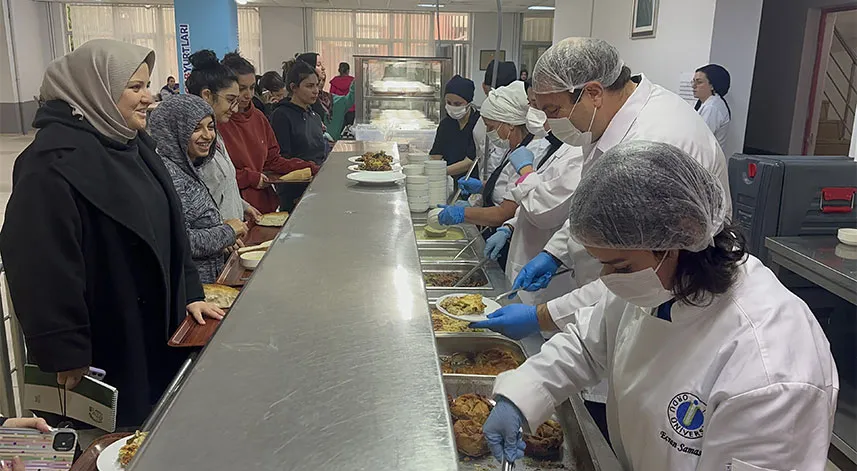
{"left": 667, "top": 392, "right": 706, "bottom": 439}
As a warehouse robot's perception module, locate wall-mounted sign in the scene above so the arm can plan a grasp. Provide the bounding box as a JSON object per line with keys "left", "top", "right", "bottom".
{"left": 179, "top": 24, "right": 192, "bottom": 82}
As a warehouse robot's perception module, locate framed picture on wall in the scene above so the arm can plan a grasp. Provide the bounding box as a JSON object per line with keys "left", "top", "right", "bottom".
{"left": 479, "top": 50, "right": 506, "bottom": 70}
{"left": 631, "top": 0, "right": 659, "bottom": 39}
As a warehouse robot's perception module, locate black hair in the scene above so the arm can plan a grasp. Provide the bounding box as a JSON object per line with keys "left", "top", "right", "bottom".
{"left": 569, "top": 65, "right": 632, "bottom": 101}
{"left": 259, "top": 71, "right": 285, "bottom": 92}
{"left": 286, "top": 60, "right": 318, "bottom": 92}
{"left": 296, "top": 52, "right": 319, "bottom": 69}
{"left": 663, "top": 223, "right": 747, "bottom": 307}
{"left": 694, "top": 64, "right": 732, "bottom": 117}
{"left": 338, "top": 62, "right": 350, "bottom": 75}
{"left": 484, "top": 60, "right": 517, "bottom": 88}
{"left": 186, "top": 50, "right": 237, "bottom": 96}
{"left": 222, "top": 51, "right": 256, "bottom": 76}
{"left": 167, "top": 76, "right": 175, "bottom": 81}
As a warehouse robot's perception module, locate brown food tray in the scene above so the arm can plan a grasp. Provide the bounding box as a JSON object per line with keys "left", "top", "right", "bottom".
{"left": 168, "top": 309, "right": 227, "bottom": 348}
{"left": 245, "top": 224, "right": 279, "bottom": 247}
{"left": 216, "top": 251, "right": 254, "bottom": 287}
{"left": 70, "top": 432, "right": 132, "bottom": 471}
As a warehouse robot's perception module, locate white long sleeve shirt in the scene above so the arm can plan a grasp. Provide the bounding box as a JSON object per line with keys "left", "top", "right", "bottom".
{"left": 494, "top": 255, "right": 838, "bottom": 471}
{"left": 697, "top": 94, "right": 730, "bottom": 153}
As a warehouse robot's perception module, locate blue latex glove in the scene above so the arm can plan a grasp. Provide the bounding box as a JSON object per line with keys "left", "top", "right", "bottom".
{"left": 470, "top": 304, "right": 539, "bottom": 340}
{"left": 508, "top": 146, "right": 535, "bottom": 173}
{"left": 437, "top": 204, "right": 465, "bottom": 226}
{"left": 512, "top": 251, "right": 560, "bottom": 292}
{"left": 453, "top": 200, "right": 471, "bottom": 208}
{"left": 483, "top": 396, "right": 527, "bottom": 463}
{"left": 457, "top": 177, "right": 483, "bottom": 197}
{"left": 484, "top": 227, "right": 511, "bottom": 260}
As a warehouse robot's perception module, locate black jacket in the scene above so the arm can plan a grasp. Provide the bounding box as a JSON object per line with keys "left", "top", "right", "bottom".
{"left": 269, "top": 100, "right": 326, "bottom": 165}
{"left": 0, "top": 101, "right": 205, "bottom": 427}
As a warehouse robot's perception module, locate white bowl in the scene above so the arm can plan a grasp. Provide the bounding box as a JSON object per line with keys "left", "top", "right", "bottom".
{"left": 838, "top": 228, "right": 857, "bottom": 246}
{"left": 427, "top": 208, "right": 444, "bottom": 228}
{"left": 407, "top": 153, "right": 429, "bottom": 162}
{"left": 402, "top": 164, "right": 424, "bottom": 176}
{"left": 424, "top": 159, "right": 446, "bottom": 167}
{"left": 408, "top": 198, "right": 430, "bottom": 206}
{"left": 429, "top": 192, "right": 448, "bottom": 200}
{"left": 428, "top": 181, "right": 447, "bottom": 188}
{"left": 240, "top": 251, "right": 265, "bottom": 270}
{"left": 407, "top": 182, "right": 430, "bottom": 191}
{"left": 409, "top": 201, "right": 429, "bottom": 212}
{"left": 406, "top": 175, "right": 429, "bottom": 184}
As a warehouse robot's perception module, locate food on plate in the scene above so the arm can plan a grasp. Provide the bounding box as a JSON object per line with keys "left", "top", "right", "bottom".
{"left": 118, "top": 430, "right": 148, "bottom": 467}
{"left": 257, "top": 211, "right": 289, "bottom": 227}
{"left": 453, "top": 419, "right": 490, "bottom": 458}
{"left": 450, "top": 393, "right": 492, "bottom": 423}
{"left": 424, "top": 272, "right": 487, "bottom": 288}
{"left": 422, "top": 225, "right": 448, "bottom": 238}
{"left": 415, "top": 227, "right": 465, "bottom": 241}
{"left": 439, "top": 294, "right": 486, "bottom": 316}
{"left": 278, "top": 168, "right": 312, "bottom": 182}
{"left": 523, "top": 420, "right": 564, "bottom": 458}
{"left": 358, "top": 151, "right": 394, "bottom": 171}
{"left": 203, "top": 284, "right": 239, "bottom": 309}
{"left": 440, "top": 348, "right": 522, "bottom": 375}
{"left": 431, "top": 308, "right": 484, "bottom": 333}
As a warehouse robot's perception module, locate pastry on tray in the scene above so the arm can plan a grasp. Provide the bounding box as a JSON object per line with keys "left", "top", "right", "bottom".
{"left": 118, "top": 430, "right": 148, "bottom": 467}
{"left": 453, "top": 419, "right": 490, "bottom": 458}
{"left": 449, "top": 393, "right": 492, "bottom": 424}
{"left": 203, "top": 284, "right": 240, "bottom": 309}
{"left": 278, "top": 168, "right": 312, "bottom": 182}
{"left": 523, "top": 419, "right": 564, "bottom": 459}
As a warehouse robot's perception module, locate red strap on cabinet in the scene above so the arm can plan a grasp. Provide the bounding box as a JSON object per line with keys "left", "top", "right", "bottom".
{"left": 820, "top": 187, "right": 856, "bottom": 214}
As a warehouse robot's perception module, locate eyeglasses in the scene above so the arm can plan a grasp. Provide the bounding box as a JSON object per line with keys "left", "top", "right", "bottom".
{"left": 216, "top": 93, "right": 240, "bottom": 109}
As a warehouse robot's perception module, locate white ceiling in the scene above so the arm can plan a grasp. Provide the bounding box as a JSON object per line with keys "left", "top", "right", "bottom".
{"left": 42, "top": 0, "right": 554, "bottom": 12}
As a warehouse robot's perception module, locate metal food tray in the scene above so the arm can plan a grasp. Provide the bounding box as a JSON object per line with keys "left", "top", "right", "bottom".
{"left": 414, "top": 224, "right": 481, "bottom": 245}
{"left": 436, "top": 334, "right": 526, "bottom": 369}
{"left": 444, "top": 375, "right": 578, "bottom": 471}
{"left": 423, "top": 263, "right": 493, "bottom": 291}
{"left": 419, "top": 245, "right": 480, "bottom": 262}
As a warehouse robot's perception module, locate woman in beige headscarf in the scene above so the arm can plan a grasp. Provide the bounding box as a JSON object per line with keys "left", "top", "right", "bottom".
{"left": 0, "top": 39, "right": 224, "bottom": 427}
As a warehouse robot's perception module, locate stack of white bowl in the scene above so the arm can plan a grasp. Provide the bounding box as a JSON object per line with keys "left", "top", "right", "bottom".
{"left": 406, "top": 173, "right": 429, "bottom": 212}
{"left": 406, "top": 153, "right": 429, "bottom": 166}
{"left": 424, "top": 160, "right": 448, "bottom": 206}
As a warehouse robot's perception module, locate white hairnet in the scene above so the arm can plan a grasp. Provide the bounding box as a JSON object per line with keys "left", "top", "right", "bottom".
{"left": 480, "top": 81, "right": 529, "bottom": 125}
{"left": 533, "top": 37, "right": 625, "bottom": 94}
{"left": 568, "top": 141, "right": 728, "bottom": 252}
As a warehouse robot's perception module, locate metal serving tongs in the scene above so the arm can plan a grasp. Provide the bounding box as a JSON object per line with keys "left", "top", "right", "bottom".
{"left": 453, "top": 257, "right": 491, "bottom": 287}
{"left": 491, "top": 267, "right": 574, "bottom": 302}
{"left": 447, "top": 153, "right": 481, "bottom": 205}
{"left": 452, "top": 227, "right": 492, "bottom": 261}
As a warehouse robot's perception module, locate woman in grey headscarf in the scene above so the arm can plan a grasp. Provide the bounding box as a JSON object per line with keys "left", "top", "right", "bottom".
{"left": 0, "top": 39, "right": 224, "bottom": 427}
{"left": 148, "top": 95, "right": 247, "bottom": 283}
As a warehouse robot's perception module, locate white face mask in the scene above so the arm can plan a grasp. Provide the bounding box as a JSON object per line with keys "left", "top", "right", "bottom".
{"left": 547, "top": 90, "right": 597, "bottom": 147}
{"left": 600, "top": 253, "right": 674, "bottom": 309}
{"left": 446, "top": 103, "right": 468, "bottom": 120}
{"left": 487, "top": 124, "right": 510, "bottom": 149}
{"left": 526, "top": 107, "right": 548, "bottom": 139}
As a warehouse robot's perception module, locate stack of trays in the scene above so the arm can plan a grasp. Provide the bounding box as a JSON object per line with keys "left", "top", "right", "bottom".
{"left": 424, "top": 160, "right": 448, "bottom": 206}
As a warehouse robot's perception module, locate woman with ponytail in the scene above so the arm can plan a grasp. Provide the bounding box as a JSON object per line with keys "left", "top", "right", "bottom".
{"left": 692, "top": 64, "right": 731, "bottom": 151}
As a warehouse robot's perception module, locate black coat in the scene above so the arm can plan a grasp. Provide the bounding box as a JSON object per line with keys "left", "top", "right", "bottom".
{"left": 0, "top": 101, "right": 205, "bottom": 427}
{"left": 269, "top": 100, "right": 326, "bottom": 165}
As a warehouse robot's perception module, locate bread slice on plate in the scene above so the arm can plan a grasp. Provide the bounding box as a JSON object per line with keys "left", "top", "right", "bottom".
{"left": 257, "top": 211, "right": 289, "bottom": 227}
{"left": 203, "top": 284, "right": 240, "bottom": 309}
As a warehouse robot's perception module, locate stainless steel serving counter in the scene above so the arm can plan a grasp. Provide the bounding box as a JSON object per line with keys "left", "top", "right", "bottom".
{"left": 130, "top": 142, "right": 459, "bottom": 470}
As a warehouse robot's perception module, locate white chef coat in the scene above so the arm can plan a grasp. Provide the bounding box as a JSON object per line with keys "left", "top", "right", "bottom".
{"left": 503, "top": 141, "right": 584, "bottom": 305}
{"left": 473, "top": 117, "right": 507, "bottom": 178}
{"left": 543, "top": 74, "right": 732, "bottom": 328}
{"left": 494, "top": 255, "right": 839, "bottom": 471}
{"left": 491, "top": 136, "right": 552, "bottom": 206}
{"left": 697, "top": 94, "right": 730, "bottom": 152}
{"left": 197, "top": 134, "right": 249, "bottom": 221}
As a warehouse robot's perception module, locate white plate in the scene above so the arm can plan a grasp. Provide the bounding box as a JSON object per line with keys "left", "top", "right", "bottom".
{"left": 434, "top": 294, "right": 501, "bottom": 322}
{"left": 96, "top": 438, "right": 126, "bottom": 471}
{"left": 348, "top": 155, "right": 400, "bottom": 164}
{"left": 347, "top": 164, "right": 402, "bottom": 173}
{"left": 346, "top": 171, "right": 405, "bottom": 185}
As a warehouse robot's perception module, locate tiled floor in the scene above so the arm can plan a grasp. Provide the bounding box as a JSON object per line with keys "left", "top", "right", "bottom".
{"left": 0, "top": 133, "right": 850, "bottom": 469}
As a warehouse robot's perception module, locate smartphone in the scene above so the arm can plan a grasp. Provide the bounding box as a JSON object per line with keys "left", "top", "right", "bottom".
{"left": 0, "top": 428, "right": 77, "bottom": 471}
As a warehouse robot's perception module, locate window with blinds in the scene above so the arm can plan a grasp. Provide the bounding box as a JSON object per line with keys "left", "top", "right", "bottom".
{"left": 66, "top": 4, "right": 262, "bottom": 92}
{"left": 521, "top": 15, "right": 553, "bottom": 76}
{"left": 314, "top": 10, "right": 471, "bottom": 79}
